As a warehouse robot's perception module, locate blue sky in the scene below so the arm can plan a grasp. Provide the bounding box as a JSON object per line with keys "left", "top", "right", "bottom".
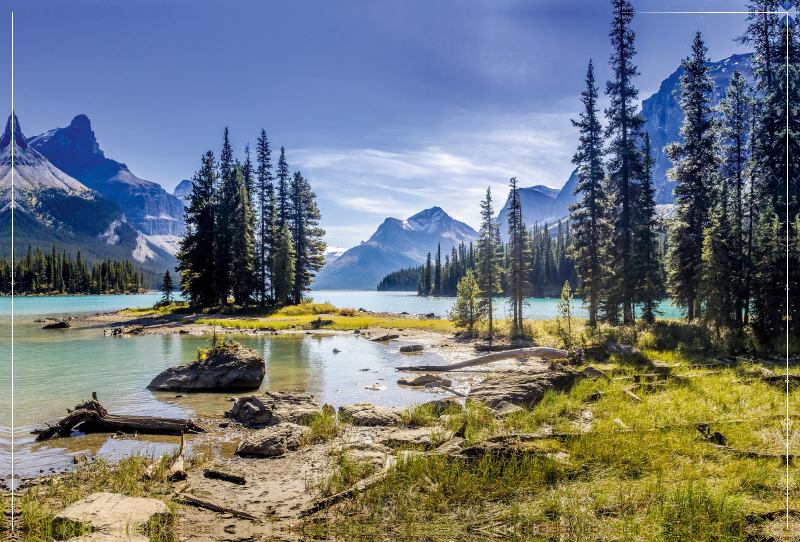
{"left": 0, "top": 0, "right": 755, "bottom": 248}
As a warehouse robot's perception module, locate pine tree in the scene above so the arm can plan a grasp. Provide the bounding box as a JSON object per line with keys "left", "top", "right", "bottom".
{"left": 229, "top": 165, "right": 256, "bottom": 305}
{"left": 556, "top": 280, "right": 574, "bottom": 348}
{"left": 276, "top": 147, "right": 290, "bottom": 227}
{"left": 213, "top": 145, "right": 237, "bottom": 306}
{"left": 699, "top": 181, "right": 733, "bottom": 337}
{"left": 176, "top": 152, "right": 217, "bottom": 306}
{"left": 273, "top": 222, "right": 296, "bottom": 305}
{"left": 666, "top": 33, "right": 716, "bottom": 321}
{"left": 715, "top": 70, "right": 752, "bottom": 324}
{"left": 506, "top": 177, "right": 530, "bottom": 334}
{"left": 423, "top": 252, "right": 432, "bottom": 295}
{"left": 447, "top": 269, "right": 484, "bottom": 335}
{"left": 751, "top": 205, "right": 785, "bottom": 339}
{"left": 161, "top": 270, "right": 174, "bottom": 304}
{"left": 289, "top": 171, "right": 326, "bottom": 304}
{"left": 605, "top": 0, "right": 646, "bottom": 325}
{"left": 256, "top": 129, "right": 274, "bottom": 305}
{"left": 632, "top": 133, "right": 663, "bottom": 324}
{"left": 476, "top": 187, "right": 503, "bottom": 338}
{"left": 434, "top": 244, "right": 442, "bottom": 296}
{"left": 570, "top": 59, "right": 610, "bottom": 326}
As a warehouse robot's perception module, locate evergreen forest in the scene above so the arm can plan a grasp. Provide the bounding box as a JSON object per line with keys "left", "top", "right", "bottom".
{"left": 176, "top": 129, "right": 326, "bottom": 307}
{"left": 0, "top": 243, "right": 146, "bottom": 295}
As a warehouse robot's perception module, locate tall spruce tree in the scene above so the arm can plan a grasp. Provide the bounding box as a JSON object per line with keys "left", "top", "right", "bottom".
{"left": 273, "top": 222, "right": 296, "bottom": 305}
{"left": 229, "top": 165, "right": 256, "bottom": 305}
{"left": 161, "top": 270, "right": 174, "bottom": 304}
{"left": 666, "top": 32, "right": 716, "bottom": 321}
{"left": 605, "top": 0, "right": 646, "bottom": 324}
{"left": 276, "top": 147, "right": 290, "bottom": 227}
{"left": 434, "top": 244, "right": 442, "bottom": 296}
{"left": 425, "top": 252, "right": 432, "bottom": 295}
{"left": 715, "top": 70, "right": 753, "bottom": 323}
{"left": 289, "top": 171, "right": 326, "bottom": 304}
{"left": 476, "top": 187, "right": 502, "bottom": 338}
{"left": 632, "top": 133, "right": 663, "bottom": 324}
{"left": 176, "top": 151, "right": 217, "bottom": 306}
{"left": 699, "top": 180, "right": 733, "bottom": 336}
{"left": 213, "top": 129, "right": 235, "bottom": 305}
{"left": 570, "top": 59, "right": 609, "bottom": 326}
{"left": 506, "top": 177, "right": 530, "bottom": 333}
{"left": 256, "top": 129, "right": 275, "bottom": 304}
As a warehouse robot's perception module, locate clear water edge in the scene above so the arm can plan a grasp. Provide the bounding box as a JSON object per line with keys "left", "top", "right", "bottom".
{"left": 0, "top": 291, "right": 686, "bottom": 478}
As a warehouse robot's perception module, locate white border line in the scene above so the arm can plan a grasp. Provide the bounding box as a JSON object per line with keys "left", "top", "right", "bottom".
{"left": 10, "top": 10, "right": 14, "bottom": 533}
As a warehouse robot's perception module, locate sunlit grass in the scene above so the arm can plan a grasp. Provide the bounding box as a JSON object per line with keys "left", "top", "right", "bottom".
{"left": 194, "top": 314, "right": 455, "bottom": 333}
{"left": 5, "top": 448, "right": 188, "bottom": 542}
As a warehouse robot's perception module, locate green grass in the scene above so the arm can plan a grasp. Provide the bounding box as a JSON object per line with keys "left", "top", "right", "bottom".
{"left": 194, "top": 314, "right": 455, "bottom": 333}
{"left": 4, "top": 449, "right": 187, "bottom": 542}
{"left": 299, "top": 346, "right": 799, "bottom": 541}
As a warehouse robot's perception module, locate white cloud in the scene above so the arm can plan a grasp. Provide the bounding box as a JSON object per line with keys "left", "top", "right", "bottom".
{"left": 294, "top": 109, "right": 579, "bottom": 248}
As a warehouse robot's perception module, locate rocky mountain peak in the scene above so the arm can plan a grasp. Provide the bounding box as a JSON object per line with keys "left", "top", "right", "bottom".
{"left": 0, "top": 113, "right": 28, "bottom": 150}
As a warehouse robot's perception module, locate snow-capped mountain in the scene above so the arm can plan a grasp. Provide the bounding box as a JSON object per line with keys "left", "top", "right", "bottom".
{"left": 0, "top": 113, "right": 175, "bottom": 276}
{"left": 29, "top": 115, "right": 186, "bottom": 236}
{"left": 314, "top": 207, "right": 478, "bottom": 290}
{"left": 173, "top": 179, "right": 193, "bottom": 207}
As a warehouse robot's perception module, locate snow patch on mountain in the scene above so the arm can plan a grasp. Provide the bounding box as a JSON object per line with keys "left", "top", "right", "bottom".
{"left": 143, "top": 234, "right": 182, "bottom": 256}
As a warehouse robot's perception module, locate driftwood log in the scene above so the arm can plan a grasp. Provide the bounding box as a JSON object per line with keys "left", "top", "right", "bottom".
{"left": 177, "top": 493, "right": 259, "bottom": 520}
{"left": 395, "top": 347, "right": 573, "bottom": 372}
{"left": 32, "top": 392, "right": 205, "bottom": 441}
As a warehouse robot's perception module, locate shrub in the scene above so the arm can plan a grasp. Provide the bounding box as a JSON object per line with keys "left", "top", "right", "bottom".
{"left": 338, "top": 307, "right": 357, "bottom": 317}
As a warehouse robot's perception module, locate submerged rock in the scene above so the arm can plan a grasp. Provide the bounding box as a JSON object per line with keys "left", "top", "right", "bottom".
{"left": 147, "top": 347, "right": 264, "bottom": 391}
{"left": 467, "top": 372, "right": 580, "bottom": 408}
{"left": 226, "top": 391, "right": 322, "bottom": 427}
{"left": 397, "top": 374, "right": 440, "bottom": 386}
{"left": 235, "top": 423, "right": 304, "bottom": 457}
{"left": 42, "top": 321, "right": 71, "bottom": 329}
{"left": 339, "top": 403, "right": 401, "bottom": 426}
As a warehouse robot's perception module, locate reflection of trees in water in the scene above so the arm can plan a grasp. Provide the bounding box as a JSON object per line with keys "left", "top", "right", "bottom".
{"left": 262, "top": 335, "right": 324, "bottom": 393}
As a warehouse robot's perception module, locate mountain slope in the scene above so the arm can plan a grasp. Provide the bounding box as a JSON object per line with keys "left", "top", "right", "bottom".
{"left": 641, "top": 53, "right": 751, "bottom": 203}
{"left": 314, "top": 207, "right": 478, "bottom": 290}
{"left": 30, "top": 115, "right": 186, "bottom": 236}
{"left": 496, "top": 168, "right": 579, "bottom": 237}
{"left": 0, "top": 113, "right": 175, "bottom": 283}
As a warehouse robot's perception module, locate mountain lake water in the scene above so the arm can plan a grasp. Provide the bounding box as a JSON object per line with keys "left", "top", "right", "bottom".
{"left": 0, "top": 291, "right": 685, "bottom": 478}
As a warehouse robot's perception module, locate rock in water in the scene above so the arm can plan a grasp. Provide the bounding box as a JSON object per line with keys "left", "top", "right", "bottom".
{"left": 399, "top": 344, "right": 424, "bottom": 352}
{"left": 225, "top": 391, "right": 322, "bottom": 427}
{"left": 53, "top": 492, "right": 167, "bottom": 533}
{"left": 42, "top": 321, "right": 71, "bottom": 329}
{"left": 235, "top": 423, "right": 304, "bottom": 457}
{"left": 339, "top": 403, "right": 401, "bottom": 426}
{"left": 397, "top": 374, "right": 441, "bottom": 386}
{"left": 147, "top": 348, "right": 264, "bottom": 391}
{"left": 467, "top": 372, "right": 579, "bottom": 408}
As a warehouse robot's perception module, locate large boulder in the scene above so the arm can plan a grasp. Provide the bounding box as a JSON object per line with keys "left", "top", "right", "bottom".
{"left": 43, "top": 321, "right": 71, "bottom": 329}
{"left": 147, "top": 346, "right": 264, "bottom": 391}
{"left": 225, "top": 391, "right": 322, "bottom": 427}
{"left": 339, "top": 403, "right": 401, "bottom": 426}
{"left": 235, "top": 423, "right": 304, "bottom": 457}
{"left": 467, "top": 372, "right": 580, "bottom": 408}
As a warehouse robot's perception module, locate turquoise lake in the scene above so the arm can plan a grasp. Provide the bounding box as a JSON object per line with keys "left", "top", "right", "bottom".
{"left": 0, "top": 291, "right": 685, "bottom": 478}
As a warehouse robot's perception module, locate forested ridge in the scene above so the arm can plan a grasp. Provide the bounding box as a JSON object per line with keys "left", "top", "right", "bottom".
{"left": 0, "top": 243, "right": 146, "bottom": 295}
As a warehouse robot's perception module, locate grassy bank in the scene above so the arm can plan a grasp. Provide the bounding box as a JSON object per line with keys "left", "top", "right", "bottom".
{"left": 2, "top": 451, "right": 186, "bottom": 542}
{"left": 301, "top": 350, "right": 798, "bottom": 541}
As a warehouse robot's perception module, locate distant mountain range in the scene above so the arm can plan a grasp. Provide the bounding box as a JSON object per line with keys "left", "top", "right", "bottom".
{"left": 0, "top": 113, "right": 175, "bottom": 283}
{"left": 314, "top": 207, "right": 478, "bottom": 290}
{"left": 29, "top": 115, "right": 186, "bottom": 238}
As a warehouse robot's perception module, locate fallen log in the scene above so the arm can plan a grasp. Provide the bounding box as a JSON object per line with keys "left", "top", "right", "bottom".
{"left": 623, "top": 388, "right": 642, "bottom": 402}
{"left": 203, "top": 469, "right": 246, "bottom": 485}
{"left": 710, "top": 444, "right": 794, "bottom": 461}
{"left": 32, "top": 392, "right": 205, "bottom": 441}
{"left": 395, "top": 347, "right": 572, "bottom": 372}
{"left": 177, "top": 493, "right": 259, "bottom": 520}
